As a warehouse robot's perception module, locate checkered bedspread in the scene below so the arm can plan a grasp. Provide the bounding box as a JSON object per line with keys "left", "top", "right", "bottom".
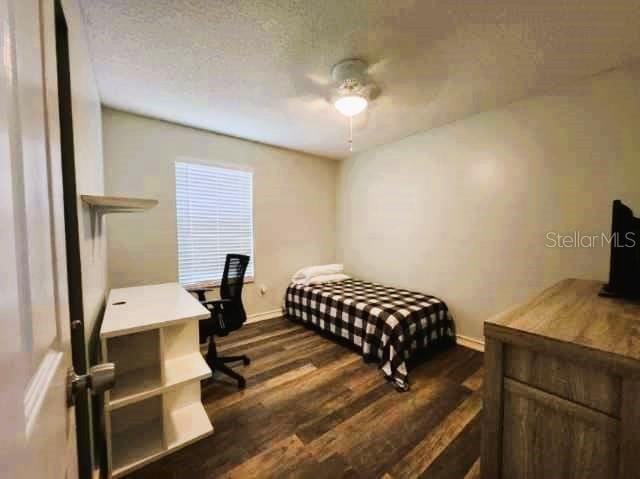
{"left": 284, "top": 278, "right": 455, "bottom": 390}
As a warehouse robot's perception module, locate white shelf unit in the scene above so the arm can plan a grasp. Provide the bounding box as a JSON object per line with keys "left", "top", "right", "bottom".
{"left": 101, "top": 283, "right": 213, "bottom": 478}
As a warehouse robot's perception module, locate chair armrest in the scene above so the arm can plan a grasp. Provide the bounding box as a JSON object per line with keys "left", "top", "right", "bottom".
{"left": 201, "top": 298, "right": 232, "bottom": 307}
{"left": 199, "top": 298, "right": 234, "bottom": 336}
{"left": 201, "top": 298, "right": 233, "bottom": 317}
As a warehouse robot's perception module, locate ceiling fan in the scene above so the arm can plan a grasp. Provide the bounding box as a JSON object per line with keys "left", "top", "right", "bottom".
{"left": 329, "top": 58, "right": 380, "bottom": 152}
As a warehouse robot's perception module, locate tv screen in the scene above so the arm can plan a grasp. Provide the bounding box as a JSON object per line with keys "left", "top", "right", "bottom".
{"left": 601, "top": 200, "right": 640, "bottom": 299}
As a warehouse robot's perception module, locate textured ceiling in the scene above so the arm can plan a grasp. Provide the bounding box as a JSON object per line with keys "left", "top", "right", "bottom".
{"left": 80, "top": 0, "right": 640, "bottom": 159}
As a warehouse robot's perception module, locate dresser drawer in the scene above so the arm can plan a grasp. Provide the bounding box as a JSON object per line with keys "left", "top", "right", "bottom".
{"left": 501, "top": 378, "right": 619, "bottom": 479}
{"left": 503, "top": 344, "right": 621, "bottom": 416}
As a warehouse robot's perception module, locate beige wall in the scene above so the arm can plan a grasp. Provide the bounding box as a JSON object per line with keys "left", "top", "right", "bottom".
{"left": 63, "top": 0, "right": 108, "bottom": 347}
{"left": 60, "top": 0, "right": 108, "bottom": 472}
{"left": 102, "top": 108, "right": 338, "bottom": 316}
{"left": 338, "top": 64, "right": 640, "bottom": 342}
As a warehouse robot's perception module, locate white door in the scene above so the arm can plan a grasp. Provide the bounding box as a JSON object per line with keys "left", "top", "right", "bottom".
{"left": 1, "top": 0, "right": 77, "bottom": 477}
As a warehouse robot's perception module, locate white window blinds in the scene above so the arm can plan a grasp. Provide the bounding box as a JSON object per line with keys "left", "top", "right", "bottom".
{"left": 175, "top": 161, "right": 254, "bottom": 286}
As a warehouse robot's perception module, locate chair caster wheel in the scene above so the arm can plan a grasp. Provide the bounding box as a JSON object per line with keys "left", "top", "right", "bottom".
{"left": 243, "top": 357, "right": 251, "bottom": 366}
{"left": 238, "top": 378, "right": 246, "bottom": 389}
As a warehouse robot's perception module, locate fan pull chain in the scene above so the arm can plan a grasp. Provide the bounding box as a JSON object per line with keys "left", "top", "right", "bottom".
{"left": 348, "top": 116, "right": 353, "bottom": 152}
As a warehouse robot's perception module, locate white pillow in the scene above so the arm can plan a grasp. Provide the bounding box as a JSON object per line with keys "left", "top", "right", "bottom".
{"left": 305, "top": 273, "right": 350, "bottom": 285}
{"left": 291, "top": 264, "right": 344, "bottom": 282}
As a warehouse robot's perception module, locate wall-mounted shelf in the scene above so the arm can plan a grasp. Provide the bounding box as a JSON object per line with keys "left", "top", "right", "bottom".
{"left": 81, "top": 194, "right": 158, "bottom": 214}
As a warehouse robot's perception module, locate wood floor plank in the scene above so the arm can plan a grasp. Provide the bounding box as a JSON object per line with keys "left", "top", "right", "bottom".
{"left": 441, "top": 348, "right": 484, "bottom": 385}
{"left": 243, "top": 339, "right": 339, "bottom": 379}
{"left": 205, "top": 362, "right": 318, "bottom": 411}
{"left": 418, "top": 414, "right": 483, "bottom": 479}
{"left": 125, "top": 319, "right": 483, "bottom": 479}
{"left": 387, "top": 390, "right": 482, "bottom": 479}
{"left": 252, "top": 317, "right": 296, "bottom": 332}
{"left": 295, "top": 382, "right": 390, "bottom": 444}
{"left": 307, "top": 379, "right": 467, "bottom": 463}
{"left": 281, "top": 332, "right": 335, "bottom": 351}
{"left": 219, "top": 321, "right": 305, "bottom": 344}
{"left": 315, "top": 453, "right": 361, "bottom": 479}
{"left": 243, "top": 436, "right": 302, "bottom": 476}
{"left": 215, "top": 317, "right": 291, "bottom": 343}
{"left": 220, "top": 434, "right": 314, "bottom": 479}
{"left": 462, "top": 368, "right": 484, "bottom": 392}
{"left": 408, "top": 346, "right": 478, "bottom": 387}
{"left": 259, "top": 354, "right": 361, "bottom": 408}
{"left": 218, "top": 327, "right": 316, "bottom": 354}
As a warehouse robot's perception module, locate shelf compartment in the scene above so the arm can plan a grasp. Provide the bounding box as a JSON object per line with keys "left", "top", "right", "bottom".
{"left": 108, "top": 355, "right": 210, "bottom": 410}
{"left": 164, "top": 383, "right": 213, "bottom": 450}
{"left": 106, "top": 329, "right": 162, "bottom": 410}
{"left": 108, "top": 364, "right": 162, "bottom": 409}
{"left": 107, "top": 353, "right": 210, "bottom": 411}
{"left": 164, "top": 352, "right": 211, "bottom": 386}
{"left": 110, "top": 396, "right": 164, "bottom": 478}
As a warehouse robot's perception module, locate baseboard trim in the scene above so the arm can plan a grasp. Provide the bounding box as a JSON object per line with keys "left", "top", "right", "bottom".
{"left": 456, "top": 334, "right": 485, "bottom": 352}
{"left": 246, "top": 309, "right": 283, "bottom": 324}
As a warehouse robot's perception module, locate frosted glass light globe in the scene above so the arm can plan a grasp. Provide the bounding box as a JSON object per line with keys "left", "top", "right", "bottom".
{"left": 334, "top": 95, "right": 368, "bottom": 117}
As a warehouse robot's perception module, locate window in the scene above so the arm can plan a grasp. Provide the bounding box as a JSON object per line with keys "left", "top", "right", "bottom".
{"left": 175, "top": 161, "right": 254, "bottom": 286}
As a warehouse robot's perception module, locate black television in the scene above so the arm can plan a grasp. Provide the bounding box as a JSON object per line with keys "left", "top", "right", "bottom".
{"left": 600, "top": 200, "right": 640, "bottom": 299}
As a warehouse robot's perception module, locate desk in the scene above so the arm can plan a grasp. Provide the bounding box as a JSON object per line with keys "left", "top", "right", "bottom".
{"left": 101, "top": 283, "right": 213, "bottom": 478}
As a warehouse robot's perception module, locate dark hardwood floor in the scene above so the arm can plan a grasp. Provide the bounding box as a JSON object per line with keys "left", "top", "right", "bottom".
{"left": 126, "top": 317, "right": 483, "bottom": 479}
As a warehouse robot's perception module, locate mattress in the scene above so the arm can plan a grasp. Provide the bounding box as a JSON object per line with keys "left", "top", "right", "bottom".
{"left": 284, "top": 278, "right": 455, "bottom": 390}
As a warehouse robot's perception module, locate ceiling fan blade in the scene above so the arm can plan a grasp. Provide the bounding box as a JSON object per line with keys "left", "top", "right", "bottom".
{"left": 367, "top": 57, "right": 391, "bottom": 76}
{"left": 360, "top": 83, "right": 381, "bottom": 101}
{"left": 306, "top": 72, "right": 331, "bottom": 87}
{"left": 286, "top": 95, "right": 330, "bottom": 112}
{"left": 289, "top": 68, "right": 331, "bottom": 101}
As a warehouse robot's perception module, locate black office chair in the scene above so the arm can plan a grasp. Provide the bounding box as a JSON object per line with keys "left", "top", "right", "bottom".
{"left": 199, "top": 254, "right": 251, "bottom": 388}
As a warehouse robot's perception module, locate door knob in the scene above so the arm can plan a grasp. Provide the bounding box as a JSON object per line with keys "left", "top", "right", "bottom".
{"left": 67, "top": 363, "right": 116, "bottom": 406}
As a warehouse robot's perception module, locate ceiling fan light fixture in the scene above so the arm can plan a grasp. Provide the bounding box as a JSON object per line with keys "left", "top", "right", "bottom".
{"left": 334, "top": 94, "right": 368, "bottom": 117}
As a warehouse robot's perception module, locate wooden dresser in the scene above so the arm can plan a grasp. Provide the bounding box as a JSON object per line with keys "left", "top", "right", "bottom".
{"left": 482, "top": 279, "right": 640, "bottom": 479}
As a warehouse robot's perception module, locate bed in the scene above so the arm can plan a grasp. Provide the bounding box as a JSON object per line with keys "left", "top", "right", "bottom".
{"left": 284, "top": 278, "right": 455, "bottom": 391}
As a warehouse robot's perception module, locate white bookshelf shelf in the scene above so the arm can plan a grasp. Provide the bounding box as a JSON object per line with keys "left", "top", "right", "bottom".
{"left": 166, "top": 402, "right": 212, "bottom": 450}
{"left": 101, "top": 283, "right": 213, "bottom": 478}
{"left": 164, "top": 353, "right": 211, "bottom": 387}
{"left": 107, "top": 353, "right": 211, "bottom": 411}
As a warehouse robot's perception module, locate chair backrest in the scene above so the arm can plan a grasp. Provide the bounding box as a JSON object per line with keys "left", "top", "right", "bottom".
{"left": 219, "top": 254, "right": 250, "bottom": 328}
{"left": 220, "top": 254, "right": 250, "bottom": 300}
